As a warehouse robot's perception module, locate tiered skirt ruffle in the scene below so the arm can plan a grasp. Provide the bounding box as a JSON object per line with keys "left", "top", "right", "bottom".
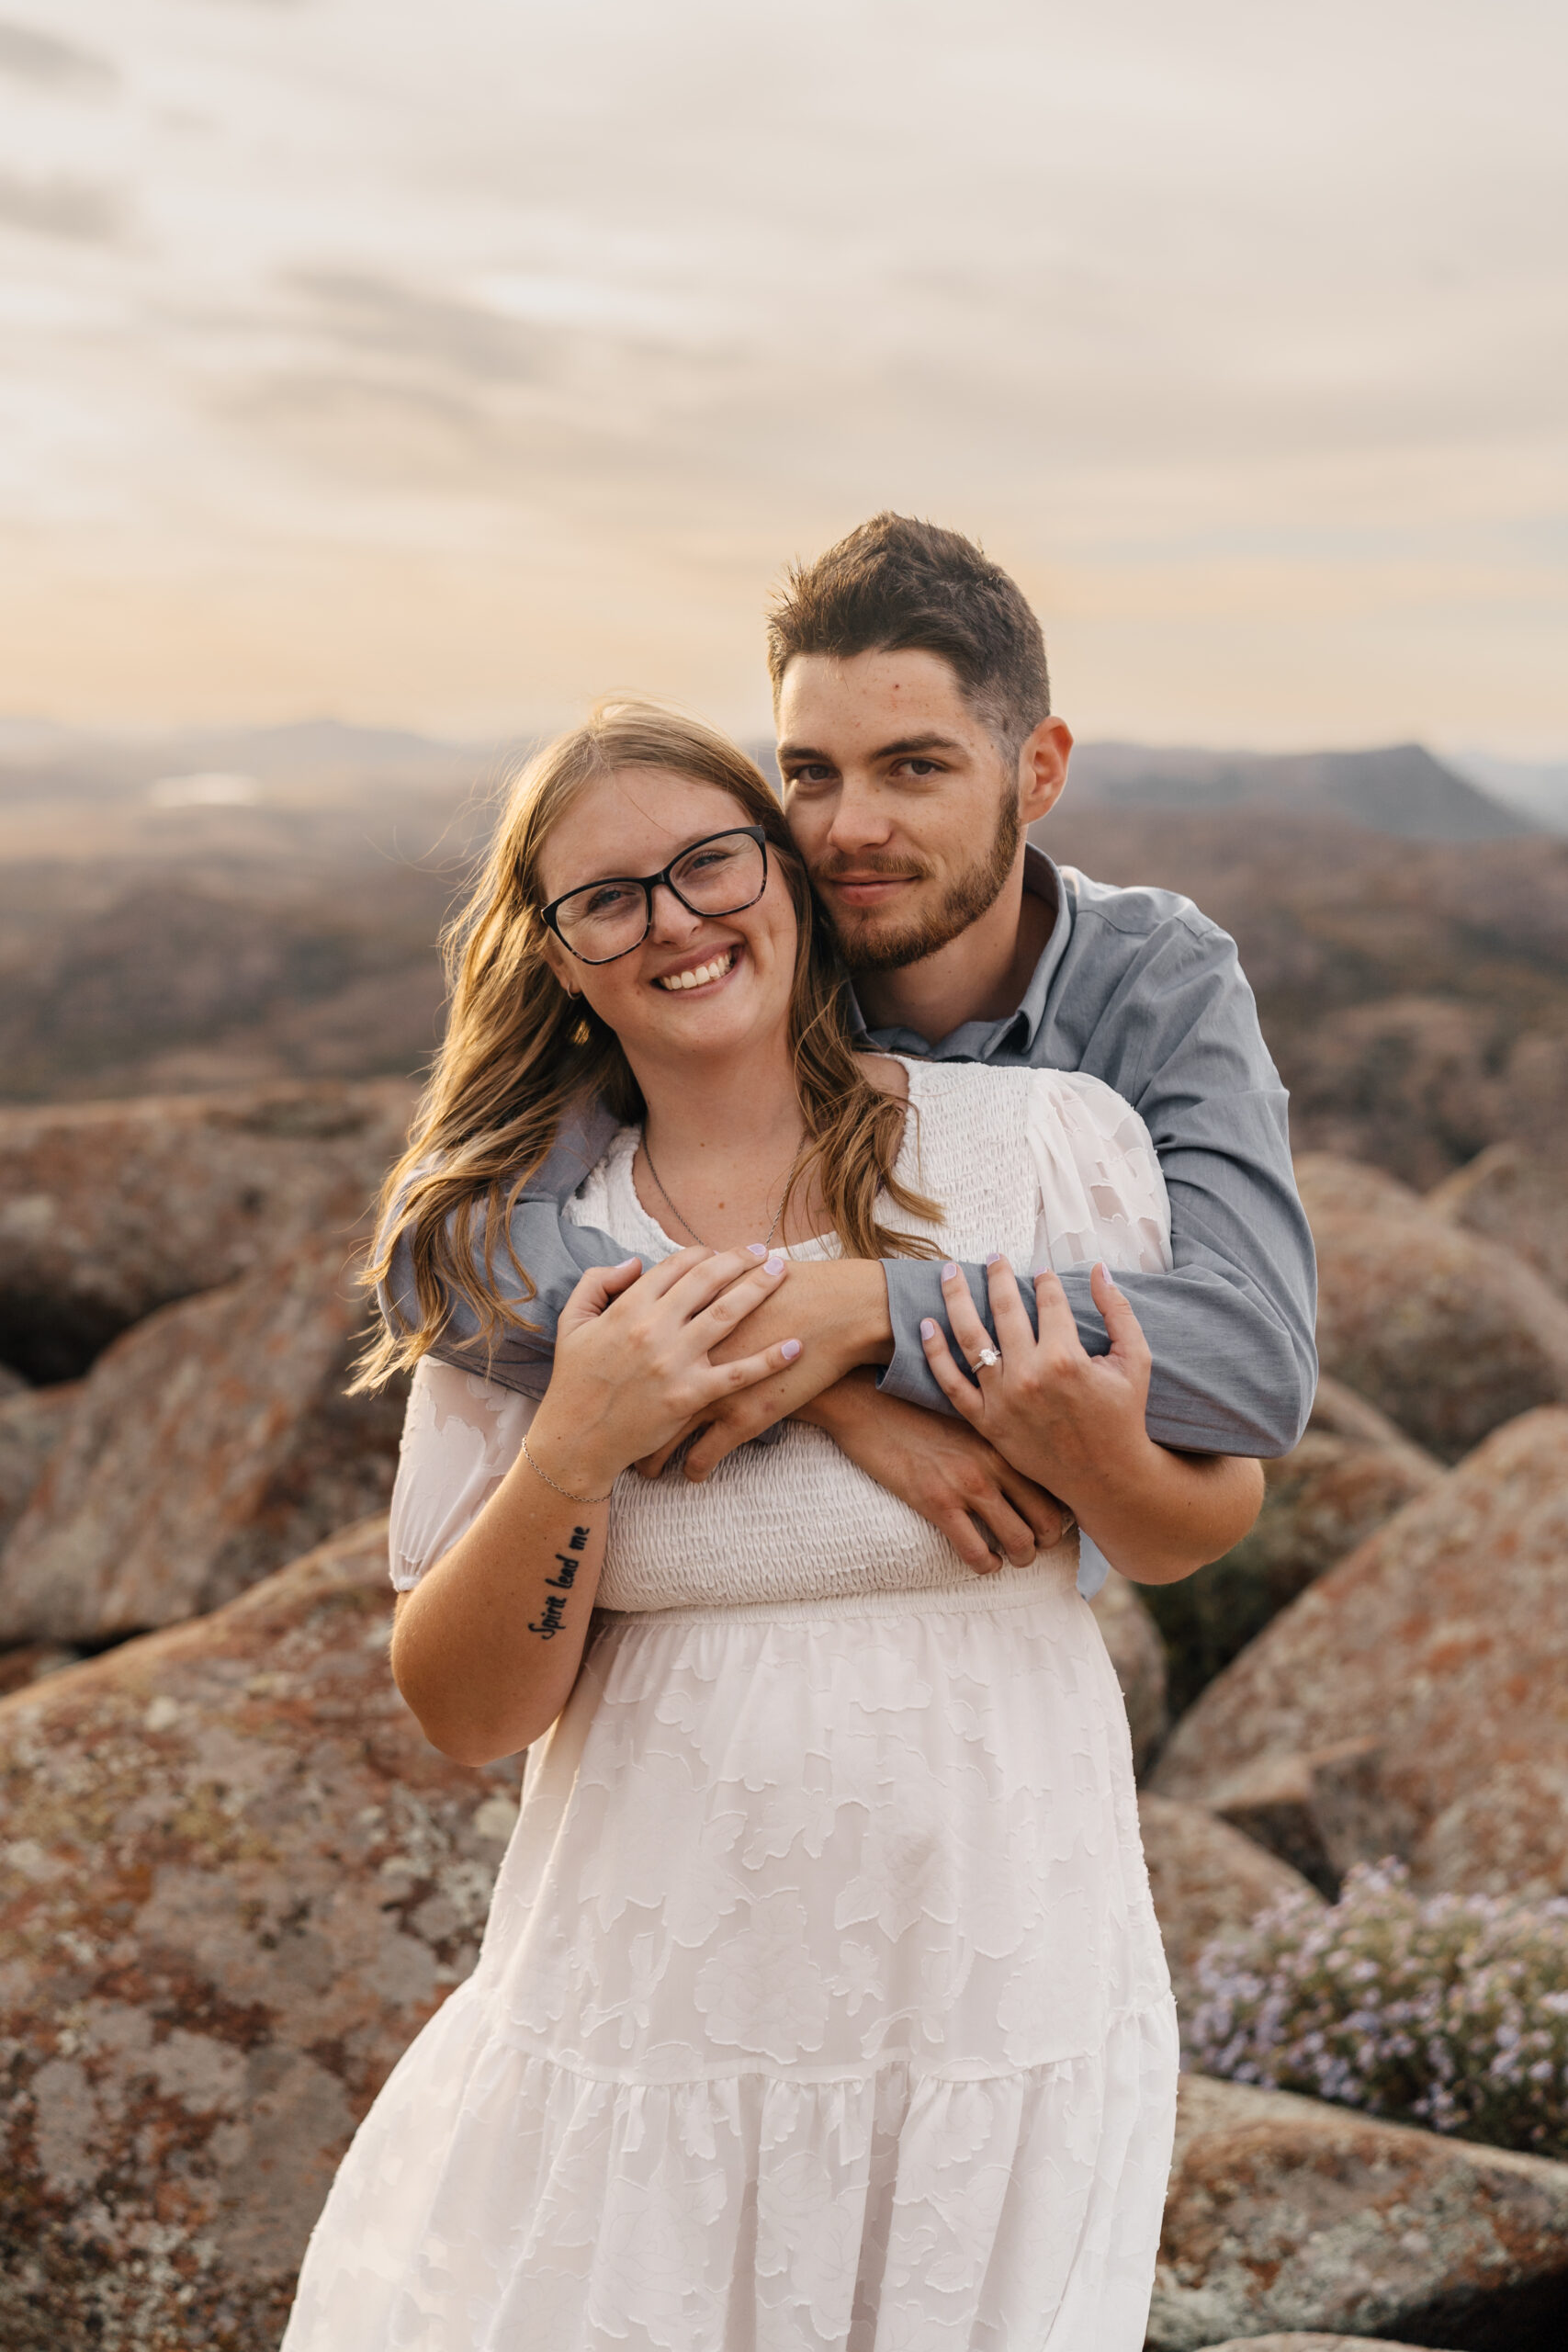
{"left": 286, "top": 1559, "right": 1178, "bottom": 2350}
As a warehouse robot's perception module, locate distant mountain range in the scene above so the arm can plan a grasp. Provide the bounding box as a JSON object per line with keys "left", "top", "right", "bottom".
{"left": 1446, "top": 750, "right": 1568, "bottom": 835}
{"left": 1065, "top": 741, "right": 1535, "bottom": 842}
{"left": 1, "top": 718, "right": 1562, "bottom": 843}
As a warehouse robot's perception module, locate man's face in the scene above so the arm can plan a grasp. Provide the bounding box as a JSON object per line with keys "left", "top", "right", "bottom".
{"left": 776, "top": 648, "right": 1022, "bottom": 971}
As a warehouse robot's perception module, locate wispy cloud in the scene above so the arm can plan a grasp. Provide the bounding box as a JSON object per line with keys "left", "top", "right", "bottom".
{"left": 0, "top": 170, "right": 122, "bottom": 241}
{"left": 287, "top": 270, "right": 545, "bottom": 388}
{"left": 0, "top": 18, "right": 118, "bottom": 89}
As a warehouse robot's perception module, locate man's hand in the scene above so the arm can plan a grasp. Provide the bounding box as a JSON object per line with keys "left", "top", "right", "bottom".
{"left": 635, "top": 1259, "right": 891, "bottom": 1480}
{"left": 798, "top": 1370, "right": 1071, "bottom": 1571}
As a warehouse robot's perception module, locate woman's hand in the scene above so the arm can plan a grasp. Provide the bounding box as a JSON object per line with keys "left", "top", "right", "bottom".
{"left": 525, "top": 1244, "right": 805, "bottom": 1498}
{"left": 394, "top": 1244, "right": 804, "bottom": 1765}
{"left": 919, "top": 1256, "right": 1263, "bottom": 1584}
{"left": 919, "top": 1257, "right": 1149, "bottom": 1491}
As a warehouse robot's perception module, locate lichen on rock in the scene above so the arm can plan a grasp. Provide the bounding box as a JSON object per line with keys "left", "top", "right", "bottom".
{"left": 0, "top": 1517, "right": 519, "bottom": 2351}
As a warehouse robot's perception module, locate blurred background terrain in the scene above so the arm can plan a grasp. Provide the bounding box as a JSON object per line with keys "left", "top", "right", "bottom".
{"left": 5, "top": 722, "right": 1564, "bottom": 1190}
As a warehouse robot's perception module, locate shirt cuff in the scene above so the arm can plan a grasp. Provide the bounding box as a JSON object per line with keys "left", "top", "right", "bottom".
{"left": 877, "top": 1258, "right": 988, "bottom": 1413}
{"left": 1077, "top": 1534, "right": 1111, "bottom": 1600}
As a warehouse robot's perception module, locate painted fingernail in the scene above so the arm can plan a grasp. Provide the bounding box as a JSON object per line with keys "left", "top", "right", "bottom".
{"left": 615, "top": 1257, "right": 640, "bottom": 1271}
{"left": 986, "top": 1251, "right": 1003, "bottom": 1267}
{"left": 747, "top": 1241, "right": 768, "bottom": 1258}
{"left": 765, "top": 1252, "right": 785, "bottom": 1275}
{"left": 942, "top": 1261, "right": 960, "bottom": 1281}
{"left": 920, "top": 1317, "right": 938, "bottom": 1340}
{"left": 781, "top": 1337, "right": 802, "bottom": 1361}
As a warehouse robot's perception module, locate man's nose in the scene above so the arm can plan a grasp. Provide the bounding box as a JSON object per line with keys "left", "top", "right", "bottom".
{"left": 824, "top": 782, "right": 893, "bottom": 854}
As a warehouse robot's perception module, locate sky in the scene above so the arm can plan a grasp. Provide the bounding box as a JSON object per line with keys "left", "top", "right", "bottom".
{"left": 1, "top": 0, "right": 1564, "bottom": 751}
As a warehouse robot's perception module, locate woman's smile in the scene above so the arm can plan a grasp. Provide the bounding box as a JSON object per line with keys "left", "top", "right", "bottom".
{"left": 651, "top": 942, "right": 742, "bottom": 993}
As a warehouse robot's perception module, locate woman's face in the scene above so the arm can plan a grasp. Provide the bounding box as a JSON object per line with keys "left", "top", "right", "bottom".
{"left": 536, "top": 768, "right": 800, "bottom": 1076}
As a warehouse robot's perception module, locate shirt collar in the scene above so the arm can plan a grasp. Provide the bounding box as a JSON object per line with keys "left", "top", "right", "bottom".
{"left": 845, "top": 843, "right": 1069, "bottom": 1059}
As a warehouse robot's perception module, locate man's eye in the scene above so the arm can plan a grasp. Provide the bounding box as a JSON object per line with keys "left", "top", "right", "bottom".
{"left": 786, "top": 765, "right": 832, "bottom": 786}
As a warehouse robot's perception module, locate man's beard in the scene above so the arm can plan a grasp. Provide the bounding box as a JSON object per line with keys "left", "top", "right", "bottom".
{"left": 824, "top": 791, "right": 1021, "bottom": 975}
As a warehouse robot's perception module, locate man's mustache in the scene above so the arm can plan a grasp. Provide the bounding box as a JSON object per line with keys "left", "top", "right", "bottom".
{"left": 813, "top": 854, "right": 932, "bottom": 885}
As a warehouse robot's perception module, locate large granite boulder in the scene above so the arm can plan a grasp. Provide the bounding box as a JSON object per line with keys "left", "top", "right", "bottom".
{"left": 1089, "top": 1566, "right": 1168, "bottom": 1775}
{"left": 1153, "top": 1408, "right": 1568, "bottom": 1897}
{"left": 0, "top": 1242, "right": 405, "bottom": 1644}
{"left": 1137, "top": 1792, "right": 1321, "bottom": 2025}
{"left": 0, "top": 1642, "right": 77, "bottom": 1699}
{"left": 1148, "top": 2074, "right": 1568, "bottom": 2351}
{"left": 0, "top": 1380, "right": 80, "bottom": 1553}
{"left": 1201, "top": 2339, "right": 1441, "bottom": 2350}
{"left": 1428, "top": 1139, "right": 1568, "bottom": 1297}
{"left": 0, "top": 1517, "right": 519, "bottom": 2352}
{"left": 1305, "top": 1370, "right": 1435, "bottom": 1451}
{"left": 1199, "top": 2337, "right": 1442, "bottom": 2349}
{"left": 1297, "top": 1151, "right": 1568, "bottom": 1459}
{"left": 0, "top": 1079, "right": 412, "bottom": 1383}
{"left": 1144, "top": 1389, "right": 1440, "bottom": 1716}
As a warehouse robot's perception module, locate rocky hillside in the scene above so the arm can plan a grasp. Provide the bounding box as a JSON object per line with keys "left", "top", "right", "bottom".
{"left": 1, "top": 1079, "right": 1566, "bottom": 2345}
{"left": 1042, "top": 803, "right": 1568, "bottom": 1186}
{"left": 6, "top": 732, "right": 1567, "bottom": 1195}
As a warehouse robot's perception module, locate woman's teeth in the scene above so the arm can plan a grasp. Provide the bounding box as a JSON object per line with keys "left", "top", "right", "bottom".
{"left": 656, "top": 949, "right": 735, "bottom": 991}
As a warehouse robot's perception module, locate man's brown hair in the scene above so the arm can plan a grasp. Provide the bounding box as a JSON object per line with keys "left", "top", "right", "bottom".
{"left": 766, "top": 513, "right": 1051, "bottom": 762}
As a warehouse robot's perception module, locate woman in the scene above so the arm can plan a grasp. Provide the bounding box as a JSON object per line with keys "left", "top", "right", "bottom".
{"left": 282, "top": 700, "right": 1261, "bottom": 2350}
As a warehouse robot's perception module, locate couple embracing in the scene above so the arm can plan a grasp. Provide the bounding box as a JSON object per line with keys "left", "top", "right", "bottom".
{"left": 283, "top": 514, "right": 1316, "bottom": 2349}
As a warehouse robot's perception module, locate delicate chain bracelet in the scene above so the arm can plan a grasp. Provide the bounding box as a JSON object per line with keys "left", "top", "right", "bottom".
{"left": 520, "top": 1432, "right": 613, "bottom": 1505}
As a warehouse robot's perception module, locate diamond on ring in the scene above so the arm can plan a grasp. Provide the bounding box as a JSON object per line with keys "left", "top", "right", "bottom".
{"left": 974, "top": 1346, "right": 1002, "bottom": 1372}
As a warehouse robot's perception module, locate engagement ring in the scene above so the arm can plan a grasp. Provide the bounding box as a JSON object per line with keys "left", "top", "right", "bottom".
{"left": 973, "top": 1346, "right": 1002, "bottom": 1372}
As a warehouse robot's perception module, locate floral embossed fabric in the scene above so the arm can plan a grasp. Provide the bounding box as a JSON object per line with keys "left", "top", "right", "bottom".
{"left": 284, "top": 1062, "right": 1179, "bottom": 2350}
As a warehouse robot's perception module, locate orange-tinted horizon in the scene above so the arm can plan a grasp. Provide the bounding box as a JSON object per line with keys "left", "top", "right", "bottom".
{"left": 2, "top": 0, "right": 1565, "bottom": 754}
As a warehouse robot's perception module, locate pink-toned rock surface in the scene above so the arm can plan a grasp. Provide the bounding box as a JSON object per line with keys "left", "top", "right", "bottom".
{"left": 1153, "top": 1409, "right": 1568, "bottom": 1897}
{"left": 1428, "top": 1139, "right": 1568, "bottom": 1298}
{"left": 1200, "top": 2337, "right": 1441, "bottom": 2349}
{"left": 0, "top": 1643, "right": 77, "bottom": 1699}
{"left": 1147, "top": 2074, "right": 1568, "bottom": 2351}
{"left": 1305, "top": 1371, "right": 1436, "bottom": 1459}
{"left": 1138, "top": 1792, "right": 1320, "bottom": 2024}
{"left": 0, "top": 1518, "right": 519, "bottom": 2352}
{"left": 0, "top": 1079, "right": 413, "bottom": 1384}
{"left": 1144, "top": 1415, "right": 1440, "bottom": 1716}
{"left": 1296, "top": 1152, "right": 1568, "bottom": 1460}
{"left": 0, "top": 1380, "right": 80, "bottom": 1552}
{"left": 1089, "top": 1565, "right": 1168, "bottom": 1775}
{"left": 0, "top": 1242, "right": 404, "bottom": 1644}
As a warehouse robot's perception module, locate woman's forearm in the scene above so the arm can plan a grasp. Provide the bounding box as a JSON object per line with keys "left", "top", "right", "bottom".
{"left": 391, "top": 1414, "right": 616, "bottom": 1765}
{"left": 1058, "top": 1437, "right": 1263, "bottom": 1585}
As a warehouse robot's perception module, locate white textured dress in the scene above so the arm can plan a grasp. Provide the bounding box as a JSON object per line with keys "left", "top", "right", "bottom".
{"left": 283, "top": 1061, "right": 1180, "bottom": 2352}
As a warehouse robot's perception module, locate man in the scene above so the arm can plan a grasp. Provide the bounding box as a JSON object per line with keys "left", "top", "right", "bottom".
{"left": 429, "top": 514, "right": 1317, "bottom": 1565}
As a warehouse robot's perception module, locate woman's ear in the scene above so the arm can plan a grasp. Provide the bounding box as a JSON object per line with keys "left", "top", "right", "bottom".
{"left": 541, "top": 936, "right": 579, "bottom": 999}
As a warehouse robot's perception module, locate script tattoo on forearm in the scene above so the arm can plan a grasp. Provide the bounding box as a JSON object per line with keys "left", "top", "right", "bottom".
{"left": 528, "top": 1524, "right": 591, "bottom": 1639}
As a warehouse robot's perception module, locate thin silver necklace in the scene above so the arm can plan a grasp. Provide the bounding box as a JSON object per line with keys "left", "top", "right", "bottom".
{"left": 639, "top": 1128, "right": 808, "bottom": 1253}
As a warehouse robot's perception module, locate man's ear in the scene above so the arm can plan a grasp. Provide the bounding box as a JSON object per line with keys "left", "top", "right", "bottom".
{"left": 1017, "top": 716, "right": 1073, "bottom": 827}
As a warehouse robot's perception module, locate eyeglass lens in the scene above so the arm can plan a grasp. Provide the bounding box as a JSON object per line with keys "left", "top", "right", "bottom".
{"left": 554, "top": 831, "right": 766, "bottom": 962}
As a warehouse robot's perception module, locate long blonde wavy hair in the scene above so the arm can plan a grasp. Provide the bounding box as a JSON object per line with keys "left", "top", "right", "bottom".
{"left": 356, "top": 697, "right": 941, "bottom": 1385}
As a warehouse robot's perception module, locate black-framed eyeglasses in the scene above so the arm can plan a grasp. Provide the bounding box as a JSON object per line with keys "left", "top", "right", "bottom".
{"left": 539, "top": 825, "right": 772, "bottom": 965}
